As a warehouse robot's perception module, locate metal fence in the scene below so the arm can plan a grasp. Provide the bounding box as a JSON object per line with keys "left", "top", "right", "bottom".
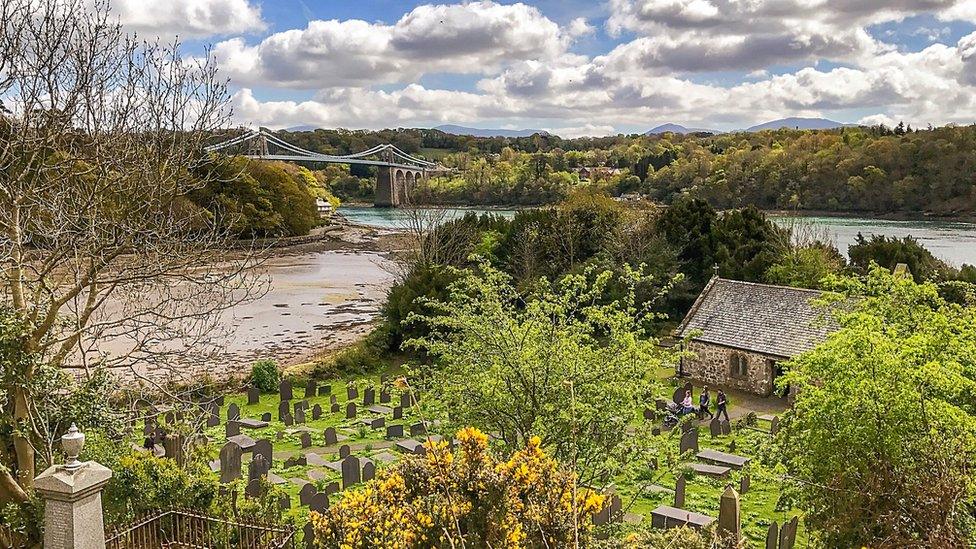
{"left": 105, "top": 508, "right": 297, "bottom": 549}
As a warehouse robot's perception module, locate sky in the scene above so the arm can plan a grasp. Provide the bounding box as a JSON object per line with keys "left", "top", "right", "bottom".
{"left": 111, "top": 0, "right": 976, "bottom": 136}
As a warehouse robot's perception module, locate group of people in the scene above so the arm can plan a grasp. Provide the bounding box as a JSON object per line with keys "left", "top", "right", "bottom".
{"left": 680, "top": 385, "right": 730, "bottom": 421}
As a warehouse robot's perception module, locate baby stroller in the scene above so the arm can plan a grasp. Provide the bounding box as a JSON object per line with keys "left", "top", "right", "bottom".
{"left": 662, "top": 401, "right": 683, "bottom": 429}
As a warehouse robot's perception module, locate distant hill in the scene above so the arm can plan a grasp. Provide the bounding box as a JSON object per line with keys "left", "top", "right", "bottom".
{"left": 645, "top": 123, "right": 720, "bottom": 135}
{"left": 433, "top": 124, "right": 549, "bottom": 138}
{"left": 284, "top": 125, "right": 318, "bottom": 132}
{"left": 745, "top": 117, "right": 853, "bottom": 132}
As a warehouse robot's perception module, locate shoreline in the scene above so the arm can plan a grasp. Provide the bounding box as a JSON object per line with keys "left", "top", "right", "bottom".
{"left": 765, "top": 209, "right": 976, "bottom": 225}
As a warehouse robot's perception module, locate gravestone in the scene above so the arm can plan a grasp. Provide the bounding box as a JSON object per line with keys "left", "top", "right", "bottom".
{"left": 330, "top": 403, "right": 340, "bottom": 414}
{"left": 346, "top": 402, "right": 357, "bottom": 419}
{"left": 163, "top": 434, "right": 183, "bottom": 463}
{"left": 409, "top": 422, "right": 426, "bottom": 436}
{"left": 253, "top": 439, "right": 273, "bottom": 466}
{"left": 323, "top": 481, "right": 340, "bottom": 496}
{"left": 720, "top": 420, "right": 732, "bottom": 436}
{"left": 227, "top": 403, "right": 240, "bottom": 421}
{"left": 718, "top": 486, "right": 741, "bottom": 544}
{"left": 651, "top": 427, "right": 661, "bottom": 436}
{"left": 765, "top": 521, "right": 779, "bottom": 549}
{"left": 279, "top": 380, "right": 293, "bottom": 401}
{"left": 674, "top": 476, "right": 686, "bottom": 508}
{"left": 305, "top": 380, "right": 317, "bottom": 399}
{"left": 261, "top": 412, "right": 272, "bottom": 422}
{"left": 312, "top": 404, "right": 322, "bottom": 420}
{"left": 369, "top": 417, "right": 385, "bottom": 429}
{"left": 303, "top": 522, "right": 315, "bottom": 549}
{"left": 672, "top": 386, "right": 685, "bottom": 405}
{"left": 341, "top": 456, "right": 361, "bottom": 489}
{"left": 770, "top": 416, "right": 781, "bottom": 435}
{"left": 330, "top": 395, "right": 337, "bottom": 405}
{"left": 300, "top": 432, "right": 312, "bottom": 448}
{"left": 324, "top": 427, "right": 338, "bottom": 446}
{"left": 245, "top": 478, "right": 263, "bottom": 499}
{"left": 219, "top": 442, "right": 242, "bottom": 483}
{"left": 295, "top": 407, "right": 306, "bottom": 425}
{"left": 709, "top": 416, "right": 722, "bottom": 437}
{"left": 320, "top": 384, "right": 331, "bottom": 395}
{"left": 249, "top": 454, "right": 270, "bottom": 481}
{"left": 226, "top": 421, "right": 240, "bottom": 438}
{"left": 739, "top": 474, "right": 750, "bottom": 495}
{"left": 386, "top": 424, "right": 404, "bottom": 439}
{"left": 299, "top": 484, "right": 316, "bottom": 506}
{"left": 346, "top": 385, "right": 358, "bottom": 401}
{"left": 728, "top": 439, "right": 737, "bottom": 453}
{"left": 206, "top": 406, "right": 220, "bottom": 428}
{"left": 279, "top": 494, "right": 291, "bottom": 510}
{"left": 679, "top": 428, "right": 699, "bottom": 455}
{"left": 362, "top": 461, "right": 376, "bottom": 482}
{"left": 309, "top": 492, "right": 329, "bottom": 513}
{"left": 363, "top": 387, "right": 375, "bottom": 406}
{"left": 284, "top": 455, "right": 307, "bottom": 468}
{"left": 380, "top": 390, "right": 391, "bottom": 404}
{"left": 780, "top": 516, "right": 798, "bottom": 549}
{"left": 283, "top": 412, "right": 294, "bottom": 427}
{"left": 400, "top": 393, "right": 412, "bottom": 409}
{"left": 339, "top": 444, "right": 350, "bottom": 459}
{"left": 247, "top": 387, "right": 260, "bottom": 405}
{"left": 393, "top": 406, "right": 403, "bottom": 420}
{"left": 643, "top": 408, "right": 655, "bottom": 421}
{"left": 655, "top": 398, "right": 668, "bottom": 411}
{"left": 278, "top": 401, "right": 290, "bottom": 421}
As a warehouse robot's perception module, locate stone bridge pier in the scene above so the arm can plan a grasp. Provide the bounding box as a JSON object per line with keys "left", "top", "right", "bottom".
{"left": 375, "top": 167, "right": 424, "bottom": 207}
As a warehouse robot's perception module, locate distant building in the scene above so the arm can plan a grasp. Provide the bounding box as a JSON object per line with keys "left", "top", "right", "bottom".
{"left": 315, "top": 198, "right": 333, "bottom": 217}
{"left": 674, "top": 277, "right": 838, "bottom": 396}
{"left": 575, "top": 166, "right": 621, "bottom": 180}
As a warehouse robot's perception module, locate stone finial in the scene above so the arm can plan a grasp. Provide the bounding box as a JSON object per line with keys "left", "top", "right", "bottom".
{"left": 61, "top": 423, "right": 85, "bottom": 472}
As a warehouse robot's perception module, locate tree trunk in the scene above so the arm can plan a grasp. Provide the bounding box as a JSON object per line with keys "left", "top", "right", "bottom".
{"left": 0, "top": 467, "right": 28, "bottom": 504}
{"left": 11, "top": 385, "right": 34, "bottom": 490}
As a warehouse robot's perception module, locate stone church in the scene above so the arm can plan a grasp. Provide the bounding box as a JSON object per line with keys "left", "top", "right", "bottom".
{"left": 674, "top": 277, "right": 839, "bottom": 396}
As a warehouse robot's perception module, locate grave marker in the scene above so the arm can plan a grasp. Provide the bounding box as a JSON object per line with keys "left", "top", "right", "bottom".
{"left": 323, "top": 481, "right": 339, "bottom": 496}
{"left": 253, "top": 439, "right": 273, "bottom": 466}
{"left": 346, "top": 402, "right": 357, "bottom": 419}
{"left": 369, "top": 417, "right": 385, "bottom": 429}
{"left": 720, "top": 419, "right": 732, "bottom": 436}
{"left": 674, "top": 476, "right": 686, "bottom": 508}
{"left": 380, "top": 390, "right": 391, "bottom": 404}
{"left": 766, "top": 521, "right": 779, "bottom": 549}
{"left": 339, "top": 444, "right": 350, "bottom": 459}
{"left": 279, "top": 380, "right": 293, "bottom": 401}
{"left": 363, "top": 387, "right": 375, "bottom": 406}
{"left": 305, "top": 380, "right": 317, "bottom": 399}
{"left": 249, "top": 454, "right": 270, "bottom": 482}
{"left": 362, "top": 460, "right": 376, "bottom": 482}
{"left": 393, "top": 406, "right": 403, "bottom": 420}
{"left": 709, "top": 416, "right": 721, "bottom": 437}
{"left": 409, "top": 422, "right": 426, "bottom": 436}
{"left": 309, "top": 492, "right": 329, "bottom": 513}
{"left": 283, "top": 413, "right": 294, "bottom": 427}
{"left": 206, "top": 406, "right": 220, "bottom": 428}
{"left": 278, "top": 401, "right": 290, "bottom": 421}
{"left": 299, "top": 484, "right": 316, "bottom": 506}
{"left": 226, "top": 421, "right": 240, "bottom": 438}
{"left": 247, "top": 387, "right": 260, "bottom": 405}
{"left": 718, "top": 486, "right": 741, "bottom": 544}
{"left": 400, "top": 393, "right": 412, "bottom": 409}
{"left": 346, "top": 385, "right": 358, "bottom": 401}
{"left": 295, "top": 408, "right": 306, "bottom": 425}
{"left": 324, "top": 427, "right": 338, "bottom": 446}
{"left": 679, "top": 428, "right": 699, "bottom": 455}
{"left": 739, "top": 474, "right": 750, "bottom": 495}
{"left": 312, "top": 404, "right": 322, "bottom": 420}
{"left": 341, "top": 456, "right": 361, "bottom": 489}
{"left": 300, "top": 432, "right": 312, "bottom": 448}
{"left": 227, "top": 403, "right": 240, "bottom": 421}
{"left": 320, "top": 384, "right": 331, "bottom": 395}
{"left": 386, "top": 424, "right": 404, "bottom": 439}
{"left": 261, "top": 412, "right": 272, "bottom": 422}
{"left": 770, "top": 416, "right": 780, "bottom": 435}
{"left": 245, "top": 478, "right": 263, "bottom": 499}
{"left": 219, "top": 442, "right": 242, "bottom": 483}
{"left": 330, "top": 403, "right": 340, "bottom": 414}
{"left": 279, "top": 494, "right": 291, "bottom": 510}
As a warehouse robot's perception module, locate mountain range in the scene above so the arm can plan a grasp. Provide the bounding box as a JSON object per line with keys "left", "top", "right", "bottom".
{"left": 645, "top": 117, "right": 853, "bottom": 135}
{"left": 432, "top": 124, "right": 548, "bottom": 138}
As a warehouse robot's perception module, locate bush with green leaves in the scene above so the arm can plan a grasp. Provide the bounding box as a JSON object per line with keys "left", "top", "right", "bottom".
{"left": 250, "top": 359, "right": 280, "bottom": 393}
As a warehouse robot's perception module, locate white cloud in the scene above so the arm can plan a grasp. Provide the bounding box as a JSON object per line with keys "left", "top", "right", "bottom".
{"left": 111, "top": 0, "right": 266, "bottom": 38}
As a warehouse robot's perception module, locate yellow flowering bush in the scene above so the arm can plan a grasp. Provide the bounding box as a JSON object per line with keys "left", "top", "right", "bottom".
{"left": 311, "top": 427, "right": 605, "bottom": 548}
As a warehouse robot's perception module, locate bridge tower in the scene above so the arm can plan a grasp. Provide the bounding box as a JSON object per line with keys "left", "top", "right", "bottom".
{"left": 245, "top": 134, "right": 269, "bottom": 156}
{"left": 375, "top": 167, "right": 424, "bottom": 207}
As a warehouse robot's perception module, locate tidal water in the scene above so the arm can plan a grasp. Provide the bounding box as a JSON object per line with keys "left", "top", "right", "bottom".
{"left": 341, "top": 206, "right": 976, "bottom": 267}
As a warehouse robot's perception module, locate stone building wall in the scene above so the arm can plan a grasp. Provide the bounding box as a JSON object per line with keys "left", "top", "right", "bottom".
{"left": 681, "top": 340, "right": 779, "bottom": 396}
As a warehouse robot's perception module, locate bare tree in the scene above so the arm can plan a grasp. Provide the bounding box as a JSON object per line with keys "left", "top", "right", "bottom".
{"left": 0, "top": 0, "right": 263, "bottom": 499}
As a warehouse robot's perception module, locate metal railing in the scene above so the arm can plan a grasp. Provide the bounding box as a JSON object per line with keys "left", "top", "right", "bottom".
{"left": 105, "top": 508, "right": 297, "bottom": 549}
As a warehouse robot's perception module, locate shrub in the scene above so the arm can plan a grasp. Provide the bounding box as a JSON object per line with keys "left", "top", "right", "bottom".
{"left": 250, "top": 359, "right": 280, "bottom": 393}
{"left": 104, "top": 452, "right": 219, "bottom": 527}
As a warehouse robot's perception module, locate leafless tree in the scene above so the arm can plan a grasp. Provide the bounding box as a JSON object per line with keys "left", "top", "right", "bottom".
{"left": 0, "top": 0, "right": 264, "bottom": 500}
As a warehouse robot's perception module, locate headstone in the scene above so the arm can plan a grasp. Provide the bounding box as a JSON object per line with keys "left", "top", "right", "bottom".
{"left": 303, "top": 522, "right": 315, "bottom": 549}
{"left": 226, "top": 421, "right": 240, "bottom": 438}
{"left": 728, "top": 439, "right": 737, "bottom": 453}
{"left": 346, "top": 385, "right": 358, "bottom": 401}
{"left": 245, "top": 478, "right": 263, "bottom": 499}
{"left": 215, "top": 395, "right": 225, "bottom": 406}
{"left": 330, "top": 403, "right": 340, "bottom": 414}
{"left": 739, "top": 474, "right": 750, "bottom": 495}
{"left": 655, "top": 398, "right": 668, "bottom": 411}
{"left": 295, "top": 407, "right": 306, "bottom": 425}
{"left": 253, "top": 439, "right": 273, "bottom": 466}
{"left": 279, "top": 494, "right": 291, "bottom": 510}
{"left": 300, "top": 432, "right": 312, "bottom": 448}
{"left": 674, "top": 476, "right": 686, "bottom": 508}
{"left": 206, "top": 406, "right": 220, "bottom": 428}
{"left": 386, "top": 424, "right": 404, "bottom": 439}
{"left": 339, "top": 444, "right": 350, "bottom": 459}
{"left": 346, "top": 402, "right": 357, "bottom": 419}
{"left": 299, "top": 483, "right": 316, "bottom": 506}
{"left": 369, "top": 417, "right": 385, "bottom": 429}
{"left": 380, "top": 390, "right": 391, "bottom": 404}
{"left": 770, "top": 416, "right": 781, "bottom": 435}
{"left": 284, "top": 455, "right": 307, "bottom": 468}
{"left": 249, "top": 454, "right": 270, "bottom": 481}
{"left": 651, "top": 427, "right": 661, "bottom": 436}
{"left": 219, "top": 442, "right": 242, "bottom": 483}
{"left": 672, "top": 386, "right": 684, "bottom": 404}
{"left": 261, "top": 412, "right": 272, "bottom": 422}
{"left": 766, "top": 521, "right": 779, "bottom": 549}
{"left": 162, "top": 434, "right": 183, "bottom": 463}
{"left": 720, "top": 419, "right": 732, "bottom": 436}
{"left": 780, "top": 516, "right": 799, "bottom": 549}
{"left": 324, "top": 427, "right": 338, "bottom": 446}
{"left": 323, "top": 481, "right": 340, "bottom": 496}
{"left": 679, "top": 428, "right": 699, "bottom": 455}
{"left": 247, "top": 386, "right": 260, "bottom": 405}
{"left": 283, "top": 412, "right": 294, "bottom": 427}
{"left": 393, "top": 406, "right": 403, "bottom": 420}
{"left": 295, "top": 400, "right": 308, "bottom": 414}
{"left": 305, "top": 380, "right": 317, "bottom": 399}
{"left": 409, "top": 422, "right": 426, "bottom": 436}
{"left": 718, "top": 486, "right": 741, "bottom": 544}
{"left": 279, "top": 380, "right": 293, "bottom": 401}
{"left": 362, "top": 461, "right": 376, "bottom": 482}
{"left": 320, "top": 384, "right": 331, "bottom": 395}
{"left": 341, "top": 456, "right": 361, "bottom": 489}
{"left": 309, "top": 492, "right": 329, "bottom": 513}
{"left": 400, "top": 393, "right": 412, "bottom": 409}
{"left": 709, "top": 416, "right": 722, "bottom": 437}
{"left": 278, "top": 401, "right": 290, "bottom": 421}
{"left": 363, "top": 387, "right": 375, "bottom": 406}
{"left": 330, "top": 394, "right": 337, "bottom": 405}
{"left": 312, "top": 404, "right": 322, "bottom": 420}
{"left": 227, "top": 403, "right": 240, "bottom": 421}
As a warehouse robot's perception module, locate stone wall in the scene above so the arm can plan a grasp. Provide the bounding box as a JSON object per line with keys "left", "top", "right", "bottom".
{"left": 681, "top": 340, "right": 778, "bottom": 396}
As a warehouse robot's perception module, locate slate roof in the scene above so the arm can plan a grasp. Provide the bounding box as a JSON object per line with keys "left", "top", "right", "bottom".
{"left": 675, "top": 277, "right": 838, "bottom": 358}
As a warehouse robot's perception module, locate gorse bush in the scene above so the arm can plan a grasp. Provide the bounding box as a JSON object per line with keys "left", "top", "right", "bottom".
{"left": 250, "top": 359, "right": 280, "bottom": 393}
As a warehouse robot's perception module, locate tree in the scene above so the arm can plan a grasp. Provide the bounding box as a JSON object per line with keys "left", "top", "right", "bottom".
{"left": 764, "top": 242, "right": 845, "bottom": 289}
{"left": 407, "top": 261, "right": 674, "bottom": 484}
{"left": 0, "top": 0, "right": 260, "bottom": 498}
{"left": 777, "top": 267, "right": 976, "bottom": 547}
{"left": 848, "top": 233, "right": 949, "bottom": 281}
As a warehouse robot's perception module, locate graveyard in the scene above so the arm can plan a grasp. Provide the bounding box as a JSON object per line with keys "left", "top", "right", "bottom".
{"left": 134, "top": 364, "right": 803, "bottom": 547}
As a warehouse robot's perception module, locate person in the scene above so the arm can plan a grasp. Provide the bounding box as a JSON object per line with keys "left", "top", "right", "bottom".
{"left": 699, "top": 386, "right": 714, "bottom": 419}
{"left": 716, "top": 389, "right": 730, "bottom": 422}
{"left": 681, "top": 390, "right": 695, "bottom": 416}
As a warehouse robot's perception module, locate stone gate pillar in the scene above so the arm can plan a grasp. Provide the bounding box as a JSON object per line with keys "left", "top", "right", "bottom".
{"left": 34, "top": 424, "right": 112, "bottom": 549}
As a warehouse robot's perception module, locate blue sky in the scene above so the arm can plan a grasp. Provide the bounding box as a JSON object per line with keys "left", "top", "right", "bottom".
{"left": 117, "top": 0, "right": 976, "bottom": 136}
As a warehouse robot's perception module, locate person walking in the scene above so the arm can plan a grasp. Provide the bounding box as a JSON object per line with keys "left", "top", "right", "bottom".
{"left": 699, "top": 386, "right": 714, "bottom": 419}
{"left": 716, "top": 389, "right": 730, "bottom": 422}
{"left": 681, "top": 390, "right": 695, "bottom": 416}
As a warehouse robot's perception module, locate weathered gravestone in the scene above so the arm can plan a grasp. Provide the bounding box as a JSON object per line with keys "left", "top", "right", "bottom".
{"left": 709, "top": 416, "right": 722, "bottom": 437}
{"left": 245, "top": 478, "right": 263, "bottom": 499}
{"left": 279, "top": 494, "right": 291, "bottom": 510}
{"left": 400, "top": 393, "right": 413, "bottom": 409}
{"left": 253, "top": 439, "right": 273, "bottom": 466}
{"left": 674, "top": 476, "right": 686, "bottom": 508}
{"left": 386, "top": 424, "right": 404, "bottom": 439}
{"left": 651, "top": 427, "right": 661, "bottom": 436}
{"left": 324, "top": 427, "right": 338, "bottom": 446}
{"left": 320, "top": 384, "right": 331, "bottom": 396}
{"left": 728, "top": 439, "right": 737, "bottom": 453}
{"left": 279, "top": 380, "right": 293, "bottom": 401}
{"left": 362, "top": 387, "right": 375, "bottom": 406}
{"left": 261, "top": 412, "right": 272, "bottom": 422}
{"left": 330, "top": 403, "right": 340, "bottom": 414}
{"left": 362, "top": 461, "right": 376, "bottom": 482}
{"left": 219, "top": 442, "right": 242, "bottom": 483}
{"left": 655, "top": 398, "right": 669, "bottom": 411}
{"left": 380, "top": 390, "right": 391, "bottom": 404}
{"left": 346, "top": 402, "right": 357, "bottom": 419}
{"left": 766, "top": 521, "right": 779, "bottom": 549}
{"left": 312, "top": 404, "right": 322, "bottom": 420}
{"left": 770, "top": 416, "right": 781, "bottom": 435}
{"left": 309, "top": 492, "right": 329, "bottom": 513}
{"left": 305, "top": 380, "right": 317, "bottom": 399}
{"left": 295, "top": 408, "right": 306, "bottom": 425}
{"left": 718, "top": 486, "right": 741, "bottom": 544}
{"left": 346, "top": 385, "right": 358, "bottom": 401}
{"left": 393, "top": 406, "right": 403, "bottom": 420}
{"left": 247, "top": 386, "right": 260, "bottom": 405}
{"left": 679, "top": 428, "right": 699, "bottom": 455}
{"left": 739, "top": 474, "right": 750, "bottom": 495}
{"left": 283, "top": 413, "right": 294, "bottom": 427}
{"left": 643, "top": 408, "right": 656, "bottom": 421}
{"left": 780, "top": 516, "right": 798, "bottom": 549}
{"left": 226, "top": 421, "right": 240, "bottom": 438}
{"left": 339, "top": 444, "right": 350, "bottom": 459}
{"left": 227, "top": 403, "right": 241, "bottom": 422}
{"left": 163, "top": 434, "right": 183, "bottom": 463}
{"left": 300, "top": 432, "right": 311, "bottom": 449}
{"left": 341, "top": 456, "right": 361, "bottom": 489}
{"left": 278, "top": 401, "right": 290, "bottom": 421}
{"left": 672, "top": 386, "right": 685, "bottom": 405}
{"left": 249, "top": 454, "right": 270, "bottom": 482}
{"left": 284, "top": 455, "right": 307, "bottom": 468}
{"left": 323, "top": 481, "right": 340, "bottom": 496}
{"left": 299, "top": 483, "right": 316, "bottom": 506}
{"left": 303, "top": 522, "right": 315, "bottom": 549}
{"left": 720, "top": 420, "right": 732, "bottom": 436}
{"left": 369, "top": 417, "right": 385, "bottom": 429}
{"left": 409, "top": 422, "right": 426, "bottom": 436}
{"left": 206, "top": 405, "right": 220, "bottom": 428}
{"left": 330, "top": 394, "right": 338, "bottom": 405}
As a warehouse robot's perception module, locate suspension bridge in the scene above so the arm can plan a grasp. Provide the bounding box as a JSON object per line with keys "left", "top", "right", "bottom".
{"left": 205, "top": 128, "right": 442, "bottom": 207}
